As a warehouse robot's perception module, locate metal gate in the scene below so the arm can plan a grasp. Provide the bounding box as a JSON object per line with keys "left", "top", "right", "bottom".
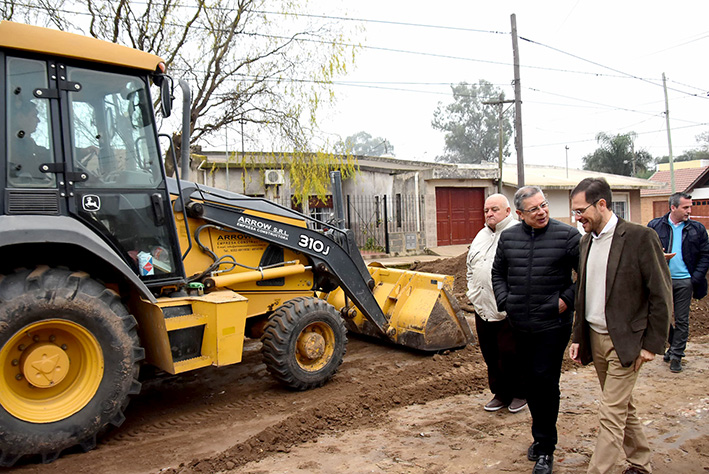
{"left": 346, "top": 195, "right": 387, "bottom": 252}
{"left": 345, "top": 194, "right": 422, "bottom": 253}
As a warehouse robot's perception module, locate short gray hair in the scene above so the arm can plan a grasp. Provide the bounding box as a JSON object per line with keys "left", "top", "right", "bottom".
{"left": 669, "top": 192, "right": 691, "bottom": 209}
{"left": 514, "top": 186, "right": 544, "bottom": 211}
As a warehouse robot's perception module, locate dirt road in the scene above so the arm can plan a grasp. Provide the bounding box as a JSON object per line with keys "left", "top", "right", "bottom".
{"left": 11, "top": 333, "right": 708, "bottom": 474}
{"left": 10, "top": 252, "right": 709, "bottom": 474}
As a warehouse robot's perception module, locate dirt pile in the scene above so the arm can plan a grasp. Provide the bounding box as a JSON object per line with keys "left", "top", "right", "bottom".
{"left": 410, "top": 252, "right": 473, "bottom": 313}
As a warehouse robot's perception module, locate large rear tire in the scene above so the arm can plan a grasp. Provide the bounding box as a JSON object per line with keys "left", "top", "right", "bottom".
{"left": 0, "top": 267, "right": 144, "bottom": 466}
{"left": 261, "top": 297, "right": 346, "bottom": 390}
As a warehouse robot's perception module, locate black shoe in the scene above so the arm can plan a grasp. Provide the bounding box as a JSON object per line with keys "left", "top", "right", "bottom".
{"left": 508, "top": 398, "right": 528, "bottom": 413}
{"left": 533, "top": 454, "right": 553, "bottom": 474}
{"left": 663, "top": 352, "right": 670, "bottom": 363}
{"left": 527, "top": 442, "right": 541, "bottom": 461}
{"left": 484, "top": 396, "right": 507, "bottom": 412}
{"left": 670, "top": 358, "right": 682, "bottom": 373}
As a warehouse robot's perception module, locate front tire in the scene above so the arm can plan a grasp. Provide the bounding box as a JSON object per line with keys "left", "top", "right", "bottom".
{"left": 261, "top": 297, "right": 347, "bottom": 390}
{"left": 0, "top": 267, "right": 143, "bottom": 466}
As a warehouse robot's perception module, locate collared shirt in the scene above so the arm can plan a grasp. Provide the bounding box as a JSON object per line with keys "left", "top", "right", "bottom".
{"left": 668, "top": 216, "right": 690, "bottom": 279}
{"left": 585, "top": 212, "right": 618, "bottom": 334}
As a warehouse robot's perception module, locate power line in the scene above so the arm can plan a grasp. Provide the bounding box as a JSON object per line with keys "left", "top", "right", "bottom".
{"left": 11, "top": 1, "right": 709, "bottom": 96}
{"left": 252, "top": 9, "right": 509, "bottom": 36}
{"left": 647, "top": 31, "right": 709, "bottom": 56}
{"left": 527, "top": 122, "right": 708, "bottom": 149}
{"left": 527, "top": 87, "right": 659, "bottom": 116}
{"left": 520, "top": 36, "right": 709, "bottom": 100}
{"left": 10, "top": 1, "right": 709, "bottom": 150}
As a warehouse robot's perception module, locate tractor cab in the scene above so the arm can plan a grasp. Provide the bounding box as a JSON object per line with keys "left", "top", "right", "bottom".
{"left": 3, "top": 40, "right": 183, "bottom": 288}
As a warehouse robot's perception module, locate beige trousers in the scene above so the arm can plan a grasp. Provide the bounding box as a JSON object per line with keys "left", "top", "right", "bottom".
{"left": 587, "top": 330, "right": 652, "bottom": 474}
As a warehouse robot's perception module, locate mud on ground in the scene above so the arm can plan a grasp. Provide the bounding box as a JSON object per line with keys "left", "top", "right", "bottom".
{"left": 12, "top": 252, "right": 709, "bottom": 474}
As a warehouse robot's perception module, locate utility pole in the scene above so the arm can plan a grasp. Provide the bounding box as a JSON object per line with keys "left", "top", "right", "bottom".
{"left": 565, "top": 145, "right": 569, "bottom": 178}
{"left": 225, "top": 126, "right": 229, "bottom": 189}
{"left": 483, "top": 94, "right": 514, "bottom": 193}
{"left": 662, "top": 72, "right": 675, "bottom": 193}
{"left": 511, "top": 13, "right": 524, "bottom": 186}
{"left": 240, "top": 117, "right": 246, "bottom": 194}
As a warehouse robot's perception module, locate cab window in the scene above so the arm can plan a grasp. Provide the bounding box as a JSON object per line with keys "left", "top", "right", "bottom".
{"left": 6, "top": 57, "right": 55, "bottom": 188}
{"left": 67, "top": 68, "right": 162, "bottom": 189}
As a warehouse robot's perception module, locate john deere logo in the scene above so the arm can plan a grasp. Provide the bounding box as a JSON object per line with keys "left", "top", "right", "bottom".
{"left": 82, "top": 194, "right": 101, "bottom": 212}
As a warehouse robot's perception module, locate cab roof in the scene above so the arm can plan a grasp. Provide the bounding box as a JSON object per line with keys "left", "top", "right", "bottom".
{"left": 0, "top": 21, "right": 164, "bottom": 72}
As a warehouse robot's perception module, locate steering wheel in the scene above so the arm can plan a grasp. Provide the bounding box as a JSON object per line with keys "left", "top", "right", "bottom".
{"left": 102, "top": 170, "right": 123, "bottom": 184}
{"left": 76, "top": 148, "right": 99, "bottom": 168}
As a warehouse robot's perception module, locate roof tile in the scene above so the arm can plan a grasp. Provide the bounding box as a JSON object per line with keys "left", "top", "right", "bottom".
{"left": 642, "top": 167, "right": 709, "bottom": 196}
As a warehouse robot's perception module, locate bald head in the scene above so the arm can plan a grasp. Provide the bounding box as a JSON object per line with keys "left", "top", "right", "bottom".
{"left": 483, "top": 194, "right": 511, "bottom": 231}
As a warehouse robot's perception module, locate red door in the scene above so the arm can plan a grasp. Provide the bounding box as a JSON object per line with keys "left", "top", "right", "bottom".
{"left": 691, "top": 199, "right": 709, "bottom": 230}
{"left": 652, "top": 200, "right": 667, "bottom": 219}
{"left": 435, "top": 188, "right": 485, "bottom": 246}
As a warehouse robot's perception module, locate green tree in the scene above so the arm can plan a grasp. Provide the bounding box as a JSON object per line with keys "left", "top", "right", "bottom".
{"left": 431, "top": 80, "right": 512, "bottom": 164}
{"left": 582, "top": 132, "right": 653, "bottom": 177}
{"left": 335, "top": 131, "right": 395, "bottom": 157}
{"left": 1, "top": 0, "right": 360, "bottom": 201}
{"left": 656, "top": 149, "right": 709, "bottom": 165}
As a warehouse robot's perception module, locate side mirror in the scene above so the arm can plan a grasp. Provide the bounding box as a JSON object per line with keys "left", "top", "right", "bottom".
{"left": 160, "top": 78, "right": 172, "bottom": 118}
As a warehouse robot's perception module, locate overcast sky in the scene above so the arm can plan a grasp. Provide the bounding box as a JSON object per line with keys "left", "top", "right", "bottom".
{"left": 312, "top": 0, "right": 708, "bottom": 170}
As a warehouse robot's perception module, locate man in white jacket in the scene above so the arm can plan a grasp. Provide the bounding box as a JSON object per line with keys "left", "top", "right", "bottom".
{"left": 467, "top": 194, "right": 526, "bottom": 413}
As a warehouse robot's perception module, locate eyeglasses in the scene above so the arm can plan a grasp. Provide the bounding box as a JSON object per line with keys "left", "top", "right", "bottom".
{"left": 572, "top": 199, "right": 600, "bottom": 217}
{"left": 521, "top": 201, "right": 548, "bottom": 214}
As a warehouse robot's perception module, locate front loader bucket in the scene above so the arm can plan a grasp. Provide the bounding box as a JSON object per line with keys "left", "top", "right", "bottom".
{"left": 326, "top": 263, "right": 473, "bottom": 351}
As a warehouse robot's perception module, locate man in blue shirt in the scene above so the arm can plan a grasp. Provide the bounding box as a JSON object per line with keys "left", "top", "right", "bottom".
{"left": 648, "top": 192, "right": 709, "bottom": 373}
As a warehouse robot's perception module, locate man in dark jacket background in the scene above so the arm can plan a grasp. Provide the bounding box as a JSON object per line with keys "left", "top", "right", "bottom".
{"left": 648, "top": 192, "right": 709, "bottom": 373}
{"left": 492, "top": 185, "right": 580, "bottom": 474}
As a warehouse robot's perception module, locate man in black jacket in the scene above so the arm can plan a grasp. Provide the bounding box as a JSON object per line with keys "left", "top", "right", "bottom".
{"left": 492, "top": 186, "right": 580, "bottom": 474}
{"left": 648, "top": 192, "right": 709, "bottom": 373}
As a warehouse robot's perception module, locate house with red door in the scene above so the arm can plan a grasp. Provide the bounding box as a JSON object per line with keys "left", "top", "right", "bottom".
{"left": 190, "top": 152, "right": 661, "bottom": 256}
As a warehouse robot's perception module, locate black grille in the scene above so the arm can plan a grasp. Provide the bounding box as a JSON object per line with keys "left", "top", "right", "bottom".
{"left": 163, "top": 304, "right": 193, "bottom": 318}
{"left": 6, "top": 190, "right": 60, "bottom": 215}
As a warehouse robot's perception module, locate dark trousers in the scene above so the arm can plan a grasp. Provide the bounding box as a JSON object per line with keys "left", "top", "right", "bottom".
{"left": 669, "top": 278, "right": 693, "bottom": 360}
{"left": 514, "top": 324, "right": 572, "bottom": 455}
{"left": 475, "top": 314, "right": 524, "bottom": 402}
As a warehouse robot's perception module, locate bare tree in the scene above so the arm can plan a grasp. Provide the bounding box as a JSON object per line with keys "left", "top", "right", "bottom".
{"left": 2, "top": 0, "right": 359, "bottom": 196}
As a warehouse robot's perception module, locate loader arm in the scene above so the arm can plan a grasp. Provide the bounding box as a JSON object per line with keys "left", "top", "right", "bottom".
{"left": 185, "top": 198, "right": 395, "bottom": 338}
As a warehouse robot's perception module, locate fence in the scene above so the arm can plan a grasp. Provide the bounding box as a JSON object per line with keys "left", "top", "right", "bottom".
{"left": 345, "top": 194, "right": 423, "bottom": 253}
{"left": 268, "top": 193, "right": 424, "bottom": 254}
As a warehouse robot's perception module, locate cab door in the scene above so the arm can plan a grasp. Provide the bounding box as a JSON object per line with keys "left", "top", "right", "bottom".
{"left": 4, "top": 56, "right": 62, "bottom": 213}
{"left": 60, "top": 64, "right": 184, "bottom": 285}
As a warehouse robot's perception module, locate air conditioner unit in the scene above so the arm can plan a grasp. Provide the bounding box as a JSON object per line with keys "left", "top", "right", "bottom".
{"left": 264, "top": 169, "right": 285, "bottom": 185}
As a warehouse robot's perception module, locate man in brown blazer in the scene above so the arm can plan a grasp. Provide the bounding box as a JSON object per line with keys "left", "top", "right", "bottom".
{"left": 569, "top": 178, "right": 671, "bottom": 474}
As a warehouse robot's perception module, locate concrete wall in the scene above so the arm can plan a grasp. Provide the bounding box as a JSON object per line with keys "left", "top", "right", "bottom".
{"left": 642, "top": 195, "right": 668, "bottom": 224}
{"left": 344, "top": 169, "right": 392, "bottom": 196}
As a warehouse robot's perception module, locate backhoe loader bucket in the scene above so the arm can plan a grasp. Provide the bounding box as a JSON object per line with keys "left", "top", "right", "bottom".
{"left": 326, "top": 263, "right": 473, "bottom": 351}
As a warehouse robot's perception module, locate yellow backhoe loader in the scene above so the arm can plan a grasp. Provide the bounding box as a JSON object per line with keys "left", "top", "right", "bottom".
{"left": 0, "top": 21, "right": 472, "bottom": 466}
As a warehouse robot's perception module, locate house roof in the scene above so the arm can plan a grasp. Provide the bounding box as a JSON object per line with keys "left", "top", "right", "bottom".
{"left": 197, "top": 151, "right": 444, "bottom": 173}
{"left": 501, "top": 164, "right": 662, "bottom": 191}
{"left": 198, "top": 151, "right": 663, "bottom": 190}
{"left": 641, "top": 166, "right": 709, "bottom": 196}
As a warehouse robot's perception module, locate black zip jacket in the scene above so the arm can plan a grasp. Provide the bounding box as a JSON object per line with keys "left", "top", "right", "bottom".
{"left": 648, "top": 213, "right": 709, "bottom": 299}
{"left": 492, "top": 218, "right": 580, "bottom": 332}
